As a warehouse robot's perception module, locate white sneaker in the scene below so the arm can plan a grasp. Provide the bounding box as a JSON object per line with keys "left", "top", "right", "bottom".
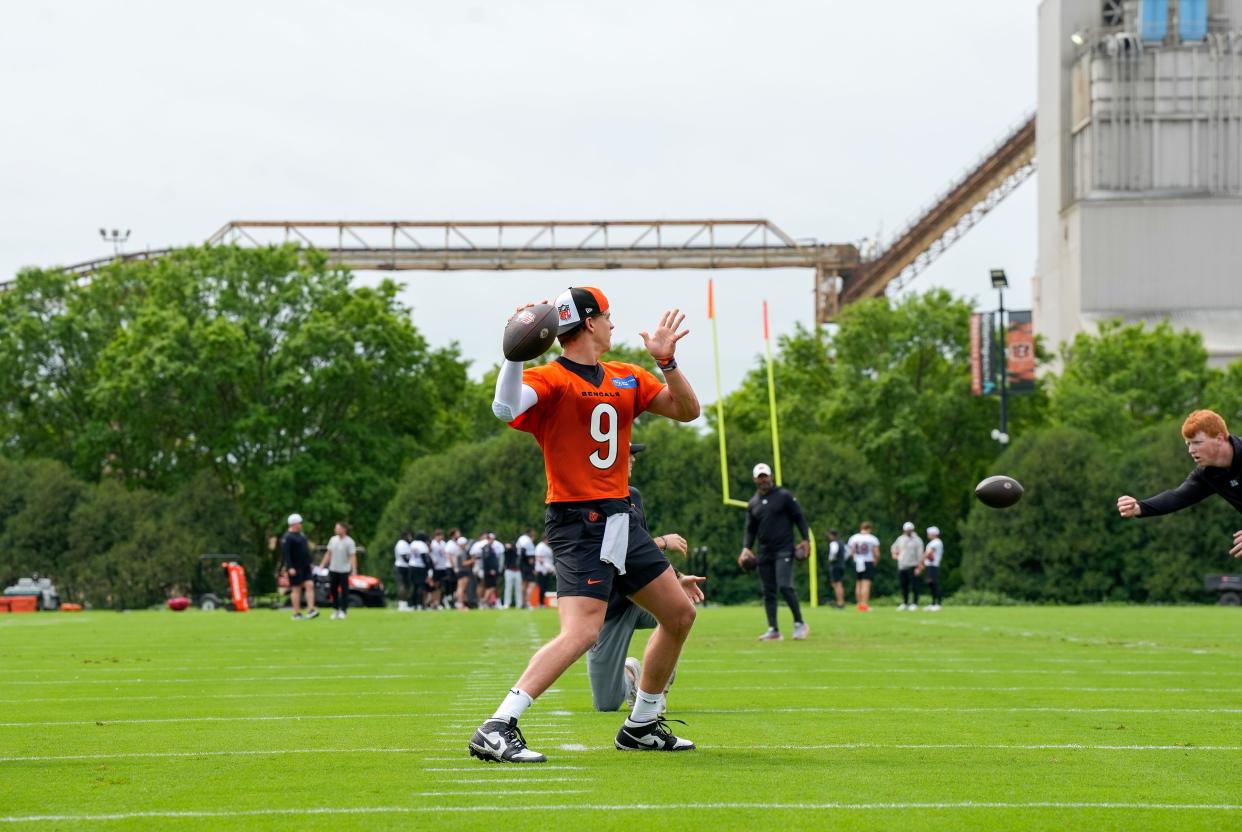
{"left": 468, "top": 718, "right": 547, "bottom": 763}
{"left": 897, "top": 603, "right": 908, "bottom": 611}
{"left": 624, "top": 657, "right": 641, "bottom": 709}
{"left": 398, "top": 601, "right": 409, "bottom": 612}
{"left": 928, "top": 604, "right": 941, "bottom": 611}
{"left": 792, "top": 621, "right": 809, "bottom": 640}
{"left": 908, "top": 604, "right": 918, "bottom": 611}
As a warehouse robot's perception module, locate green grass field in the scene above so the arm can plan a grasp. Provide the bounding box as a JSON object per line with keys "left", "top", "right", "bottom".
{"left": 1, "top": 603, "right": 1239, "bottom": 831}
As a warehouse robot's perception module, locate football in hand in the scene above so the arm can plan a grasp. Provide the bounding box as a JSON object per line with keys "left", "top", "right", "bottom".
{"left": 975, "top": 475, "right": 1024, "bottom": 509}
{"left": 503, "top": 303, "right": 559, "bottom": 362}
{"left": 737, "top": 550, "right": 757, "bottom": 573}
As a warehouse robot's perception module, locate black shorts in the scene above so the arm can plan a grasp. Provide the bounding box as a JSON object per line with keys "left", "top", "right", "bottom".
{"left": 854, "top": 562, "right": 875, "bottom": 581}
{"left": 829, "top": 561, "right": 845, "bottom": 582}
{"left": 923, "top": 565, "right": 940, "bottom": 582}
{"left": 456, "top": 569, "right": 473, "bottom": 582}
{"left": 286, "top": 563, "right": 313, "bottom": 585}
{"left": 434, "top": 568, "right": 453, "bottom": 588}
{"left": 483, "top": 572, "right": 498, "bottom": 589}
{"left": 545, "top": 500, "right": 669, "bottom": 601}
{"left": 411, "top": 566, "right": 429, "bottom": 586}
{"left": 396, "top": 565, "right": 414, "bottom": 590}
{"left": 520, "top": 564, "right": 536, "bottom": 581}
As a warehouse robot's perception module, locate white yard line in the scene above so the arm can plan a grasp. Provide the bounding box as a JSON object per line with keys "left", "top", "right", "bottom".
{"left": 5, "top": 740, "right": 1235, "bottom": 764}
{"left": 7, "top": 704, "right": 1237, "bottom": 729}
{"left": 1, "top": 801, "right": 1239, "bottom": 822}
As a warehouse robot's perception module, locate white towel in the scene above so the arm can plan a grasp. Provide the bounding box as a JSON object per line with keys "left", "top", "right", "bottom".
{"left": 599, "top": 512, "right": 631, "bottom": 575}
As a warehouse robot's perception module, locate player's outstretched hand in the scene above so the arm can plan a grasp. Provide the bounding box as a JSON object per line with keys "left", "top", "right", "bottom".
{"left": 639, "top": 309, "right": 689, "bottom": 359}
{"left": 1117, "top": 495, "right": 1142, "bottom": 518}
{"left": 1231, "top": 530, "right": 1242, "bottom": 558}
{"left": 677, "top": 573, "right": 706, "bottom": 604}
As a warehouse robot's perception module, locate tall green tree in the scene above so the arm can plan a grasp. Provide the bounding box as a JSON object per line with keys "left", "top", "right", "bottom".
{"left": 0, "top": 245, "right": 472, "bottom": 556}
{"left": 1048, "top": 319, "right": 1211, "bottom": 434}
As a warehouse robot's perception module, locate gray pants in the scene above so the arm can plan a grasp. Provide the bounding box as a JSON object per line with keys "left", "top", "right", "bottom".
{"left": 586, "top": 602, "right": 657, "bottom": 711}
{"left": 502, "top": 569, "right": 523, "bottom": 608}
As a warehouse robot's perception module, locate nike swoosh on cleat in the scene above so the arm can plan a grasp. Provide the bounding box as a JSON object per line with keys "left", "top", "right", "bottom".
{"left": 624, "top": 730, "right": 665, "bottom": 749}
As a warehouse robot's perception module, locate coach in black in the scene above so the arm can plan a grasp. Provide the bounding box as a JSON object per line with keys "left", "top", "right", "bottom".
{"left": 740, "top": 463, "right": 810, "bottom": 641}
{"left": 1118, "top": 409, "right": 1242, "bottom": 559}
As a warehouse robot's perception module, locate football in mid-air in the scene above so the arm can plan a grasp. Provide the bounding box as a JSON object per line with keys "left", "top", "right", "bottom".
{"left": 503, "top": 303, "right": 558, "bottom": 362}
{"left": 975, "top": 475, "right": 1024, "bottom": 508}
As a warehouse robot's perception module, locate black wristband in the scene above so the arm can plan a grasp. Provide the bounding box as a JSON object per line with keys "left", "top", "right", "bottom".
{"left": 656, "top": 357, "right": 677, "bottom": 372}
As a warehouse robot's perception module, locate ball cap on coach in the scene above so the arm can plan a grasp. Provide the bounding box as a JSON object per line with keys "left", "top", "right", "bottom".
{"left": 287, "top": 513, "right": 303, "bottom": 526}
{"left": 753, "top": 462, "right": 773, "bottom": 478}
{"left": 555, "top": 286, "right": 610, "bottom": 336}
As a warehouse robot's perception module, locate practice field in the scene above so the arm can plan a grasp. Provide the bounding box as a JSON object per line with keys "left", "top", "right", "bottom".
{"left": 1, "top": 604, "right": 1239, "bottom": 831}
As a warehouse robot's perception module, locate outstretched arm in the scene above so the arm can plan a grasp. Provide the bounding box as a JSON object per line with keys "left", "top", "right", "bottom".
{"left": 642, "top": 309, "right": 699, "bottom": 422}
{"left": 1119, "top": 473, "right": 1213, "bottom": 518}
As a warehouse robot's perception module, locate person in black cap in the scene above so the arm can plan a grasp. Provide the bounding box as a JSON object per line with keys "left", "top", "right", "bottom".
{"left": 586, "top": 442, "right": 705, "bottom": 711}
{"left": 739, "top": 463, "right": 810, "bottom": 641}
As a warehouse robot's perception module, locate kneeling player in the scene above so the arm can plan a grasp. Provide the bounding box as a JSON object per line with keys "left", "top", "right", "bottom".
{"left": 469, "top": 287, "right": 700, "bottom": 762}
{"left": 587, "top": 443, "right": 705, "bottom": 712}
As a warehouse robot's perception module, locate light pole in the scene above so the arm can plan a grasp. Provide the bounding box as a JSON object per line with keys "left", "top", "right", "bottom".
{"left": 99, "top": 228, "right": 130, "bottom": 256}
{"left": 990, "top": 269, "right": 1009, "bottom": 446}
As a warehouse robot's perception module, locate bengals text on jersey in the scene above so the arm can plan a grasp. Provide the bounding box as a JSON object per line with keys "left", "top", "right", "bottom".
{"left": 510, "top": 357, "right": 664, "bottom": 503}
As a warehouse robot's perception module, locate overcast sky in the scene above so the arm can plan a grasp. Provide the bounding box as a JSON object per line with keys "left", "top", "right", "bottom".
{"left": 0, "top": 1, "right": 1037, "bottom": 396}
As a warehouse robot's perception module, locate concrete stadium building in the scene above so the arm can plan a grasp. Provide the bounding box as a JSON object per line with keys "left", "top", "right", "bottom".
{"left": 1036, "top": 0, "right": 1242, "bottom": 365}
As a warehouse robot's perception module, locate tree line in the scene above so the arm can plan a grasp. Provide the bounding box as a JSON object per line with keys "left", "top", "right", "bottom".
{"left": 1, "top": 244, "right": 1238, "bottom": 606}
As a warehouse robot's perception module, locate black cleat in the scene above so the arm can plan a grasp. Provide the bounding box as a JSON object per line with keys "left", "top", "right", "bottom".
{"left": 468, "top": 718, "right": 547, "bottom": 763}
{"left": 614, "top": 716, "right": 696, "bottom": 752}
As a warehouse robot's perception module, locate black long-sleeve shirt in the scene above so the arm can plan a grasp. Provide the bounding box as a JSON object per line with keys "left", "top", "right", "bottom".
{"left": 280, "top": 531, "right": 310, "bottom": 568}
{"left": 1137, "top": 434, "right": 1242, "bottom": 517}
{"left": 743, "top": 486, "right": 809, "bottom": 557}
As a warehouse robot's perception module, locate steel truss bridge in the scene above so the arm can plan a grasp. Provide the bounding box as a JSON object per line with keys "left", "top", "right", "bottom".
{"left": 14, "top": 114, "right": 1035, "bottom": 324}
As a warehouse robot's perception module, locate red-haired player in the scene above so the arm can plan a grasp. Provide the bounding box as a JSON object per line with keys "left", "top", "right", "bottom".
{"left": 469, "top": 286, "right": 700, "bottom": 763}
{"left": 1117, "top": 409, "right": 1242, "bottom": 558}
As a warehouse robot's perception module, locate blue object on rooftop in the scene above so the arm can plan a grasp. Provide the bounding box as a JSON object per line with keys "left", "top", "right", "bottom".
{"left": 1140, "top": 0, "right": 1168, "bottom": 42}
{"left": 1180, "top": 0, "right": 1208, "bottom": 42}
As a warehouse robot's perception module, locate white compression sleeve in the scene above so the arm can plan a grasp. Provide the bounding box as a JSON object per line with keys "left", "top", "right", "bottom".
{"left": 492, "top": 359, "right": 538, "bottom": 421}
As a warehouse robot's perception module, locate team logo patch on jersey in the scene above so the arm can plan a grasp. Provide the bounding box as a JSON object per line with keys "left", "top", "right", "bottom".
{"left": 612, "top": 375, "right": 637, "bottom": 389}
{"left": 587, "top": 511, "right": 601, "bottom": 522}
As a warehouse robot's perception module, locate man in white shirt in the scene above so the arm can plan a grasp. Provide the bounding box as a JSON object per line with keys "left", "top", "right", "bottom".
{"left": 429, "top": 530, "right": 451, "bottom": 610}
{"left": 394, "top": 531, "right": 415, "bottom": 612}
{"left": 846, "top": 521, "right": 880, "bottom": 612}
{"left": 533, "top": 536, "right": 555, "bottom": 607}
{"left": 410, "top": 532, "right": 432, "bottom": 610}
{"left": 916, "top": 526, "right": 945, "bottom": 610}
{"left": 471, "top": 533, "right": 504, "bottom": 609}
{"left": 890, "top": 522, "right": 925, "bottom": 611}
{"left": 320, "top": 522, "right": 357, "bottom": 620}
{"left": 512, "top": 528, "right": 536, "bottom": 609}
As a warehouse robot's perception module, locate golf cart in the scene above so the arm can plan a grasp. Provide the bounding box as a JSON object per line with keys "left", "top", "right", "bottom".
{"left": 2, "top": 576, "right": 61, "bottom": 610}
{"left": 277, "top": 545, "right": 385, "bottom": 609}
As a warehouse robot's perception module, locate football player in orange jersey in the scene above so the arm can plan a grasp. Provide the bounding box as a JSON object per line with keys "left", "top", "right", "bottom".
{"left": 469, "top": 286, "right": 701, "bottom": 762}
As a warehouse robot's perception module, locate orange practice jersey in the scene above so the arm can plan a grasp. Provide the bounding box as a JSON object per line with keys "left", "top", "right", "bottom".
{"left": 510, "top": 359, "right": 665, "bottom": 503}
